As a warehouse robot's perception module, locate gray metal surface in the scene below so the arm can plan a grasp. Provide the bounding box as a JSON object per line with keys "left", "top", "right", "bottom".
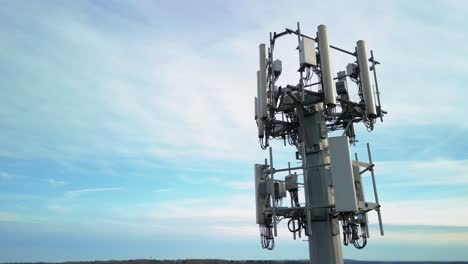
{"left": 302, "top": 106, "right": 343, "bottom": 264}
{"left": 317, "top": 25, "right": 336, "bottom": 106}
{"left": 285, "top": 173, "right": 298, "bottom": 190}
{"left": 256, "top": 71, "right": 264, "bottom": 138}
{"left": 356, "top": 40, "right": 377, "bottom": 117}
{"left": 367, "top": 143, "right": 384, "bottom": 235}
{"left": 329, "top": 136, "right": 358, "bottom": 212}
{"left": 254, "top": 164, "right": 267, "bottom": 225}
{"left": 258, "top": 44, "right": 267, "bottom": 119}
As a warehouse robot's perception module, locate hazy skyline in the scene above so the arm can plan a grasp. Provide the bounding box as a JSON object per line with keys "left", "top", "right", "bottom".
{"left": 1, "top": 0, "right": 468, "bottom": 262}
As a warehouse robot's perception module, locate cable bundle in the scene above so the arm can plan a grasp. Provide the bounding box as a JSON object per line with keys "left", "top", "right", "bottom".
{"left": 259, "top": 224, "right": 275, "bottom": 250}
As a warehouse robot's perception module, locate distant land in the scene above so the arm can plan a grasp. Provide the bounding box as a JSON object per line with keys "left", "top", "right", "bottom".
{"left": 4, "top": 259, "right": 468, "bottom": 264}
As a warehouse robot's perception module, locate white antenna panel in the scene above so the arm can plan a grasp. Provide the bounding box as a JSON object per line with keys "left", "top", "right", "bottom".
{"left": 299, "top": 37, "right": 317, "bottom": 67}
{"left": 317, "top": 25, "right": 336, "bottom": 106}
{"left": 356, "top": 40, "right": 377, "bottom": 118}
{"left": 329, "top": 136, "right": 358, "bottom": 212}
{"left": 258, "top": 44, "right": 268, "bottom": 119}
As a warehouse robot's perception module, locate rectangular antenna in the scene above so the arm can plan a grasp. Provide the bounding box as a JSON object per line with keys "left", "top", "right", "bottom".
{"left": 299, "top": 37, "right": 317, "bottom": 67}
{"left": 254, "top": 164, "right": 266, "bottom": 224}
{"left": 317, "top": 25, "right": 336, "bottom": 106}
{"left": 329, "top": 136, "right": 358, "bottom": 212}
{"left": 356, "top": 40, "right": 377, "bottom": 118}
{"left": 257, "top": 71, "right": 265, "bottom": 138}
{"left": 258, "top": 44, "right": 267, "bottom": 119}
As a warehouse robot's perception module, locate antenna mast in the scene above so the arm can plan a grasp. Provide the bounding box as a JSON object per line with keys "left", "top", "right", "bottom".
{"left": 253, "top": 22, "right": 386, "bottom": 264}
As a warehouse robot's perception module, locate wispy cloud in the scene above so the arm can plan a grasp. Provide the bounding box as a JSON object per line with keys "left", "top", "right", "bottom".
{"left": 0, "top": 172, "right": 15, "bottom": 180}
{"left": 140, "top": 194, "right": 255, "bottom": 237}
{"left": 370, "top": 198, "right": 468, "bottom": 227}
{"left": 110, "top": 192, "right": 468, "bottom": 240}
{"left": 381, "top": 229, "right": 468, "bottom": 246}
{"left": 0, "top": 212, "right": 34, "bottom": 223}
{"left": 152, "top": 188, "right": 171, "bottom": 193}
{"left": 43, "top": 178, "right": 66, "bottom": 186}
{"left": 0, "top": 193, "right": 41, "bottom": 200}
{"left": 1, "top": 0, "right": 466, "bottom": 169}
{"left": 65, "top": 187, "right": 122, "bottom": 198}
{"left": 377, "top": 159, "right": 468, "bottom": 186}
{"left": 224, "top": 180, "right": 253, "bottom": 190}
{"left": 46, "top": 204, "right": 71, "bottom": 214}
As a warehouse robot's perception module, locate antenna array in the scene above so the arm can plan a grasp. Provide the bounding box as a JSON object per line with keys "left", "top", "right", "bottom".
{"left": 253, "top": 22, "right": 386, "bottom": 264}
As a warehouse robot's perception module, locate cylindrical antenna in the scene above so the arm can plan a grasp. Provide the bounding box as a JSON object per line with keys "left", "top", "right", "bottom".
{"left": 257, "top": 71, "right": 265, "bottom": 138}
{"left": 317, "top": 25, "right": 336, "bottom": 106}
{"left": 258, "top": 44, "right": 268, "bottom": 119}
{"left": 356, "top": 40, "right": 377, "bottom": 118}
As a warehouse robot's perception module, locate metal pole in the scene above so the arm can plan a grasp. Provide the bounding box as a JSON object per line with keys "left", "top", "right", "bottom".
{"left": 370, "top": 50, "right": 383, "bottom": 122}
{"left": 269, "top": 147, "right": 278, "bottom": 237}
{"left": 288, "top": 162, "right": 297, "bottom": 240}
{"left": 269, "top": 33, "right": 276, "bottom": 115}
{"left": 296, "top": 22, "right": 305, "bottom": 101}
{"left": 273, "top": 166, "right": 303, "bottom": 173}
{"left": 367, "top": 143, "right": 384, "bottom": 236}
{"left": 302, "top": 104, "right": 343, "bottom": 264}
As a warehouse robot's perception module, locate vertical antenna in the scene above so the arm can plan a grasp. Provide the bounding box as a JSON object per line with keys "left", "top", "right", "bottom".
{"left": 296, "top": 22, "right": 305, "bottom": 101}
{"left": 257, "top": 71, "right": 265, "bottom": 138}
{"left": 254, "top": 96, "right": 258, "bottom": 120}
{"left": 288, "top": 162, "right": 296, "bottom": 240}
{"left": 356, "top": 41, "right": 377, "bottom": 118}
{"left": 269, "top": 32, "right": 276, "bottom": 111}
{"left": 318, "top": 25, "right": 336, "bottom": 106}
{"left": 367, "top": 143, "right": 384, "bottom": 235}
{"left": 259, "top": 44, "right": 268, "bottom": 119}
{"left": 370, "top": 50, "right": 383, "bottom": 122}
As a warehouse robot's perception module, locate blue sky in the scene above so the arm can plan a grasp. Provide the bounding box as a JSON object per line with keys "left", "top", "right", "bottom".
{"left": 1, "top": 0, "right": 468, "bottom": 262}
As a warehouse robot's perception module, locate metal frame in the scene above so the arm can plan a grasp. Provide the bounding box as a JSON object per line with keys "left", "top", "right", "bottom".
{"left": 253, "top": 22, "right": 387, "bottom": 264}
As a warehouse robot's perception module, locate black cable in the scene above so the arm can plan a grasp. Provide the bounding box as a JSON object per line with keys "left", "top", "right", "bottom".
{"left": 354, "top": 235, "right": 367, "bottom": 249}
{"left": 287, "top": 218, "right": 302, "bottom": 233}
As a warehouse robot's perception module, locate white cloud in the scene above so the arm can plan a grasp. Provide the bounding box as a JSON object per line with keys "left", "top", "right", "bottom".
{"left": 377, "top": 159, "right": 468, "bottom": 186}
{"left": 2, "top": 0, "right": 467, "bottom": 170}
{"left": 382, "top": 230, "right": 468, "bottom": 246}
{"left": 0, "top": 193, "right": 41, "bottom": 200}
{"left": 0, "top": 172, "right": 15, "bottom": 180}
{"left": 152, "top": 188, "right": 171, "bottom": 193}
{"left": 0, "top": 212, "right": 34, "bottom": 223}
{"left": 65, "top": 187, "right": 122, "bottom": 198}
{"left": 102, "top": 194, "right": 258, "bottom": 238}
{"left": 43, "top": 178, "right": 66, "bottom": 186}
{"left": 371, "top": 198, "right": 468, "bottom": 227}
{"left": 225, "top": 180, "right": 254, "bottom": 190}
{"left": 110, "top": 192, "right": 468, "bottom": 241}
{"left": 46, "top": 204, "right": 71, "bottom": 214}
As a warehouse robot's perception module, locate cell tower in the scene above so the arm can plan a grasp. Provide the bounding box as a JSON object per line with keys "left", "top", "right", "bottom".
{"left": 253, "top": 23, "right": 386, "bottom": 264}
